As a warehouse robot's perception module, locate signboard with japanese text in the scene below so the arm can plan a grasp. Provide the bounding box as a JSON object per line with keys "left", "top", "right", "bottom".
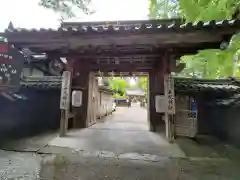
{"left": 164, "top": 74, "right": 175, "bottom": 114}
{"left": 72, "top": 90, "right": 82, "bottom": 107}
{"left": 60, "top": 71, "right": 71, "bottom": 110}
{"left": 0, "top": 40, "right": 24, "bottom": 92}
{"left": 155, "top": 95, "right": 167, "bottom": 113}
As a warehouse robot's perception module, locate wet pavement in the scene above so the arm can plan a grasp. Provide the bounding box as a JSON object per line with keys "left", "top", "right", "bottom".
{"left": 1, "top": 106, "right": 240, "bottom": 179}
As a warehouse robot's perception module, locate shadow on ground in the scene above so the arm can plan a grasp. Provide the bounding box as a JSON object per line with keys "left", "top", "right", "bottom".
{"left": 176, "top": 135, "right": 240, "bottom": 161}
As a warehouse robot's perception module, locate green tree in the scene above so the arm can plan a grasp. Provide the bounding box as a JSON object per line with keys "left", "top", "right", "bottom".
{"left": 178, "top": 0, "right": 240, "bottom": 78}
{"left": 139, "top": 77, "right": 148, "bottom": 93}
{"left": 179, "top": 0, "right": 240, "bottom": 22}
{"left": 38, "top": 0, "right": 93, "bottom": 17}
{"left": 149, "top": 0, "right": 240, "bottom": 79}
{"left": 108, "top": 77, "right": 130, "bottom": 97}
{"left": 148, "top": 0, "right": 180, "bottom": 19}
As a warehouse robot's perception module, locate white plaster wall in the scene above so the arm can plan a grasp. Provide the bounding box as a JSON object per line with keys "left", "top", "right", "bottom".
{"left": 97, "top": 91, "right": 113, "bottom": 118}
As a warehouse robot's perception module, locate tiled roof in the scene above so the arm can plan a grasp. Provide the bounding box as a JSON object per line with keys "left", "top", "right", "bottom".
{"left": 175, "top": 77, "right": 240, "bottom": 107}
{"left": 4, "top": 19, "right": 240, "bottom": 34}
{"left": 18, "top": 76, "right": 240, "bottom": 107}
{"left": 213, "top": 94, "right": 240, "bottom": 107}
{"left": 174, "top": 77, "right": 240, "bottom": 93}
{"left": 20, "top": 76, "right": 61, "bottom": 89}
{"left": 20, "top": 77, "right": 113, "bottom": 92}
{"left": 19, "top": 76, "right": 240, "bottom": 93}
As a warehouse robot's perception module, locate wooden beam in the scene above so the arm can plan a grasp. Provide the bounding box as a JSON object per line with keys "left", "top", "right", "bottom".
{"left": 95, "top": 71, "right": 149, "bottom": 76}
{"left": 4, "top": 32, "right": 224, "bottom": 52}
{"left": 77, "top": 54, "right": 161, "bottom": 60}
{"left": 44, "top": 42, "right": 220, "bottom": 56}
{"left": 88, "top": 63, "right": 154, "bottom": 71}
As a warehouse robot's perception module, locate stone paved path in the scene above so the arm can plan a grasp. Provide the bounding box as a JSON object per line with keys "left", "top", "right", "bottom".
{"left": 41, "top": 106, "right": 240, "bottom": 179}
{"left": 48, "top": 106, "right": 185, "bottom": 157}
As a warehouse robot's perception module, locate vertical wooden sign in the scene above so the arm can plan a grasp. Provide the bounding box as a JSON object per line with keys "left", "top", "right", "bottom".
{"left": 59, "top": 71, "right": 71, "bottom": 137}
{"left": 60, "top": 71, "right": 71, "bottom": 110}
{"left": 164, "top": 74, "right": 175, "bottom": 142}
{"left": 164, "top": 74, "right": 175, "bottom": 114}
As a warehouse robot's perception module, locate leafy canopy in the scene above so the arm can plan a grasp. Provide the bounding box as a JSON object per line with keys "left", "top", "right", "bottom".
{"left": 149, "top": 0, "right": 240, "bottom": 78}
{"left": 39, "top": 0, "right": 93, "bottom": 17}
{"left": 179, "top": 0, "right": 240, "bottom": 22}
{"left": 107, "top": 77, "right": 149, "bottom": 98}
{"left": 108, "top": 77, "right": 130, "bottom": 97}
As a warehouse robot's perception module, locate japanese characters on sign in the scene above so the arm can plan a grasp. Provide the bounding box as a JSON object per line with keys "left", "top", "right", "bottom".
{"left": 72, "top": 90, "right": 82, "bottom": 107}
{"left": 60, "top": 71, "right": 71, "bottom": 110}
{"left": 0, "top": 40, "right": 24, "bottom": 92}
{"left": 164, "top": 74, "right": 175, "bottom": 114}
{"left": 155, "top": 95, "right": 166, "bottom": 113}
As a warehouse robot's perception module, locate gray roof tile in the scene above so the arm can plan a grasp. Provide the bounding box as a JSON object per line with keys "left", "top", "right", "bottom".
{"left": 4, "top": 19, "right": 240, "bottom": 34}
{"left": 19, "top": 76, "right": 240, "bottom": 93}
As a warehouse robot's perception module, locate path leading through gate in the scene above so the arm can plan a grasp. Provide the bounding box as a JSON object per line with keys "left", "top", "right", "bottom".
{"left": 49, "top": 105, "right": 184, "bottom": 157}
{"left": 39, "top": 105, "right": 240, "bottom": 179}
{"left": 0, "top": 105, "right": 239, "bottom": 179}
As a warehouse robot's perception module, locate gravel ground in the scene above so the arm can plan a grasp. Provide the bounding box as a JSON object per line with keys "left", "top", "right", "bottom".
{"left": 0, "top": 150, "right": 41, "bottom": 180}
{"left": 0, "top": 148, "right": 238, "bottom": 180}
{"left": 39, "top": 151, "right": 240, "bottom": 180}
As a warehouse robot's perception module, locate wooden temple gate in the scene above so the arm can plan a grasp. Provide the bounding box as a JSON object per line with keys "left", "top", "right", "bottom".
{"left": 2, "top": 19, "right": 240, "bottom": 141}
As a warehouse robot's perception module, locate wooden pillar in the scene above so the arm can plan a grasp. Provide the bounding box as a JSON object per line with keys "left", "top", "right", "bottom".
{"left": 149, "top": 54, "right": 175, "bottom": 142}
{"left": 86, "top": 72, "right": 98, "bottom": 126}
{"left": 87, "top": 72, "right": 99, "bottom": 126}
{"left": 71, "top": 59, "right": 90, "bottom": 128}
{"left": 148, "top": 71, "right": 156, "bottom": 131}
{"left": 148, "top": 68, "right": 166, "bottom": 132}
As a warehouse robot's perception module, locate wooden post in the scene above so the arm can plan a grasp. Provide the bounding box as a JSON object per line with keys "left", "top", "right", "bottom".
{"left": 59, "top": 71, "right": 71, "bottom": 137}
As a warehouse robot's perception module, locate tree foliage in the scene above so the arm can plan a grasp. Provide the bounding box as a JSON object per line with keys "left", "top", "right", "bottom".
{"left": 148, "top": 0, "right": 180, "bottom": 19}
{"left": 138, "top": 76, "right": 149, "bottom": 99}
{"left": 108, "top": 77, "right": 130, "bottom": 97}
{"left": 149, "top": 0, "right": 240, "bottom": 79}
{"left": 179, "top": 0, "right": 240, "bottom": 22}
{"left": 107, "top": 77, "right": 149, "bottom": 98}
{"left": 38, "top": 0, "right": 93, "bottom": 17}
{"left": 139, "top": 77, "right": 148, "bottom": 93}
{"left": 178, "top": 0, "right": 240, "bottom": 78}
